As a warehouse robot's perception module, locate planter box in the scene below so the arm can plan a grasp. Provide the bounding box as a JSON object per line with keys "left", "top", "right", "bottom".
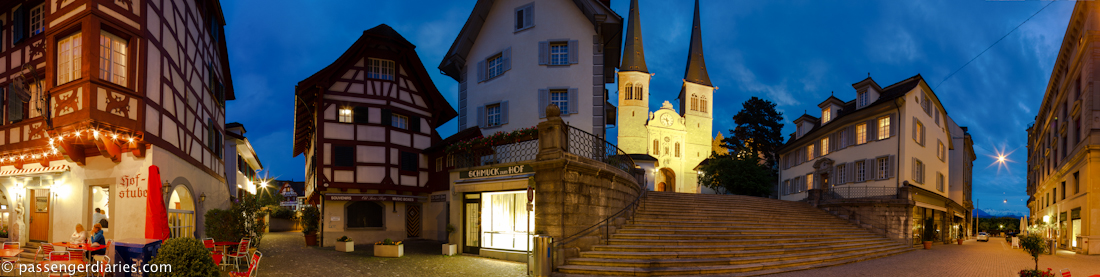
{"left": 442, "top": 244, "right": 457, "bottom": 256}
{"left": 374, "top": 244, "right": 403, "bottom": 257}
{"left": 336, "top": 241, "right": 354, "bottom": 252}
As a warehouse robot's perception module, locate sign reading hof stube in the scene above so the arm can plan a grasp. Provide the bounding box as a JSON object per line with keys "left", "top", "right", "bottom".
{"left": 460, "top": 164, "right": 532, "bottom": 179}
{"left": 323, "top": 194, "right": 418, "bottom": 202}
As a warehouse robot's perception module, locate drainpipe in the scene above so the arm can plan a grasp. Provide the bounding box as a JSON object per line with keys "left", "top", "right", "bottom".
{"left": 894, "top": 98, "right": 902, "bottom": 193}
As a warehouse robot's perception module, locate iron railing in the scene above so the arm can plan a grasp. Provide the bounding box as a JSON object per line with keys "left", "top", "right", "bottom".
{"left": 168, "top": 209, "right": 195, "bottom": 239}
{"left": 565, "top": 125, "right": 636, "bottom": 173}
{"left": 452, "top": 138, "right": 539, "bottom": 168}
{"left": 824, "top": 186, "right": 901, "bottom": 200}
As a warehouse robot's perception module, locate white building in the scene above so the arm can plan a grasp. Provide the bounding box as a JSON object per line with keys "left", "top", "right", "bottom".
{"left": 224, "top": 122, "right": 264, "bottom": 199}
{"left": 616, "top": 0, "right": 717, "bottom": 194}
{"left": 438, "top": 0, "right": 623, "bottom": 139}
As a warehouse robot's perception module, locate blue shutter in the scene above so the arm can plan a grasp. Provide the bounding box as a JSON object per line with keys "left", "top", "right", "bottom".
{"left": 538, "top": 89, "right": 548, "bottom": 118}
{"left": 568, "top": 40, "right": 578, "bottom": 64}
{"left": 476, "top": 60, "right": 486, "bottom": 82}
{"left": 502, "top": 47, "right": 512, "bottom": 72}
{"left": 525, "top": 5, "right": 534, "bottom": 28}
{"left": 568, "top": 88, "right": 578, "bottom": 114}
{"left": 477, "top": 106, "right": 485, "bottom": 128}
{"left": 501, "top": 101, "right": 509, "bottom": 125}
{"left": 538, "top": 42, "right": 548, "bottom": 65}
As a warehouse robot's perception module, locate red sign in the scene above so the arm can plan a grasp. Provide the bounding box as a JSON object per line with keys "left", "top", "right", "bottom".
{"left": 119, "top": 174, "right": 149, "bottom": 198}
{"left": 323, "top": 194, "right": 419, "bottom": 202}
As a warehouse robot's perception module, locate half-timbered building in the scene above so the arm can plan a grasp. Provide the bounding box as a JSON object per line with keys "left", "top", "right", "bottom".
{"left": 293, "top": 24, "right": 457, "bottom": 247}
{"left": 0, "top": 0, "right": 234, "bottom": 243}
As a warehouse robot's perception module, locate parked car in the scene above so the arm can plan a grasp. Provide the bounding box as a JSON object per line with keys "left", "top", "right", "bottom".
{"left": 977, "top": 232, "right": 989, "bottom": 242}
{"left": 1005, "top": 232, "right": 1018, "bottom": 242}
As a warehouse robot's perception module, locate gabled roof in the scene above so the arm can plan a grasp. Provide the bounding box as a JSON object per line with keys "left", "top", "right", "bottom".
{"left": 424, "top": 126, "right": 484, "bottom": 153}
{"left": 438, "top": 0, "right": 623, "bottom": 81}
{"left": 620, "top": 0, "right": 647, "bottom": 73}
{"left": 292, "top": 25, "right": 458, "bottom": 157}
{"left": 780, "top": 74, "right": 925, "bottom": 150}
{"left": 818, "top": 96, "right": 845, "bottom": 108}
{"left": 682, "top": 0, "right": 711, "bottom": 87}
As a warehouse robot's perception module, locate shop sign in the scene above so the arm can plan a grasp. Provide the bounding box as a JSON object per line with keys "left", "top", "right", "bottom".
{"left": 324, "top": 194, "right": 418, "bottom": 202}
{"left": 460, "top": 164, "right": 531, "bottom": 179}
{"left": 119, "top": 174, "right": 149, "bottom": 198}
{"left": 430, "top": 194, "right": 447, "bottom": 202}
{"left": 280, "top": 201, "right": 297, "bottom": 206}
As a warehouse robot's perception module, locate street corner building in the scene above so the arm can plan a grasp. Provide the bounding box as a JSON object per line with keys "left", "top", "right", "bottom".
{"left": 776, "top": 74, "right": 975, "bottom": 245}
{"left": 292, "top": 25, "right": 458, "bottom": 247}
{"left": 0, "top": 0, "right": 235, "bottom": 244}
{"left": 1026, "top": 0, "right": 1100, "bottom": 255}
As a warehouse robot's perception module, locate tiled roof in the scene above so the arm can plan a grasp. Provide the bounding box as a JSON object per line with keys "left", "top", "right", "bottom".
{"left": 780, "top": 74, "right": 924, "bottom": 151}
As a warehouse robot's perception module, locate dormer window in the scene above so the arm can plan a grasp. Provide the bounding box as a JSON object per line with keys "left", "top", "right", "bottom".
{"left": 822, "top": 107, "right": 831, "bottom": 123}
{"left": 857, "top": 91, "right": 868, "bottom": 108}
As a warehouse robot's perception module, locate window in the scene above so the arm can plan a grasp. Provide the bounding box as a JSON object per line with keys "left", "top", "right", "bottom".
{"left": 353, "top": 107, "right": 369, "bottom": 124}
{"left": 855, "top": 160, "right": 866, "bottom": 182}
{"left": 625, "top": 83, "right": 633, "bottom": 100}
{"left": 691, "top": 94, "right": 698, "bottom": 111}
{"left": 392, "top": 113, "right": 408, "bottom": 129}
{"left": 805, "top": 174, "right": 813, "bottom": 191}
{"left": 1061, "top": 181, "right": 1066, "bottom": 200}
{"left": 856, "top": 124, "right": 867, "bottom": 144}
{"left": 1052, "top": 188, "right": 1056, "bottom": 204}
{"left": 838, "top": 131, "right": 847, "bottom": 149}
{"left": 29, "top": 4, "right": 44, "bottom": 36}
{"left": 549, "top": 42, "right": 568, "bottom": 65}
{"left": 400, "top": 151, "right": 418, "bottom": 172}
{"left": 635, "top": 85, "right": 644, "bottom": 101}
{"left": 675, "top": 142, "right": 681, "bottom": 157}
{"left": 514, "top": 3, "right": 534, "bottom": 31}
{"left": 820, "top": 137, "right": 829, "bottom": 156}
{"left": 551, "top": 90, "right": 568, "bottom": 113}
{"left": 208, "top": 65, "right": 226, "bottom": 107}
{"left": 436, "top": 157, "right": 443, "bottom": 172}
{"left": 837, "top": 164, "right": 846, "bottom": 184}
{"left": 806, "top": 144, "right": 814, "bottom": 161}
{"left": 937, "top": 140, "right": 945, "bottom": 161}
{"left": 338, "top": 108, "right": 353, "bottom": 123}
{"left": 913, "top": 120, "right": 925, "bottom": 146}
{"left": 1074, "top": 171, "right": 1080, "bottom": 194}
{"left": 913, "top": 159, "right": 924, "bottom": 184}
{"left": 936, "top": 172, "right": 944, "bottom": 192}
{"left": 99, "top": 32, "right": 128, "bottom": 86}
{"left": 822, "top": 107, "right": 831, "bottom": 123}
{"left": 653, "top": 140, "right": 659, "bottom": 155}
{"left": 700, "top": 96, "right": 708, "bottom": 113}
{"left": 57, "top": 32, "right": 82, "bottom": 85}
{"left": 783, "top": 180, "right": 791, "bottom": 195}
{"left": 480, "top": 191, "right": 533, "bottom": 251}
{"left": 346, "top": 202, "right": 384, "bottom": 228}
{"left": 877, "top": 116, "right": 890, "bottom": 140}
{"left": 877, "top": 157, "right": 888, "bottom": 180}
{"left": 367, "top": 58, "right": 395, "bottom": 81}
{"left": 487, "top": 55, "right": 504, "bottom": 79}
{"left": 857, "top": 91, "right": 868, "bottom": 107}
{"left": 334, "top": 145, "right": 354, "bottom": 167}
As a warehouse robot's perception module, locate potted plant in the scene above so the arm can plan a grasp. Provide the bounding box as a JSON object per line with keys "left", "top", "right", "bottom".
{"left": 335, "top": 236, "right": 354, "bottom": 252}
{"left": 301, "top": 206, "right": 321, "bottom": 246}
{"left": 957, "top": 233, "right": 964, "bottom": 245}
{"left": 374, "top": 239, "right": 404, "bottom": 258}
{"left": 1019, "top": 233, "right": 1048, "bottom": 276}
{"left": 922, "top": 219, "right": 934, "bottom": 250}
{"left": 442, "top": 224, "right": 457, "bottom": 256}
{"left": 1018, "top": 268, "right": 1055, "bottom": 277}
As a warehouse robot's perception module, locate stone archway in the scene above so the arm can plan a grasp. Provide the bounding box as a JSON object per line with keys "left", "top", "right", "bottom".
{"left": 812, "top": 158, "right": 835, "bottom": 190}
{"left": 659, "top": 168, "right": 676, "bottom": 193}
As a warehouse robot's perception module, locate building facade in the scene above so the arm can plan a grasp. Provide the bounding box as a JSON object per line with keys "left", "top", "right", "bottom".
{"left": 616, "top": 0, "right": 717, "bottom": 194}
{"left": 0, "top": 0, "right": 233, "bottom": 244}
{"left": 292, "top": 25, "right": 457, "bottom": 247}
{"left": 224, "top": 122, "right": 262, "bottom": 199}
{"left": 438, "top": 0, "right": 622, "bottom": 139}
{"left": 777, "top": 75, "right": 972, "bottom": 244}
{"left": 1026, "top": 1, "right": 1100, "bottom": 255}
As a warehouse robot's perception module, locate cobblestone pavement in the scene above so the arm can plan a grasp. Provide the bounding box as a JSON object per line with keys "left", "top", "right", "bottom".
{"left": 256, "top": 231, "right": 526, "bottom": 277}
{"left": 767, "top": 238, "right": 1100, "bottom": 277}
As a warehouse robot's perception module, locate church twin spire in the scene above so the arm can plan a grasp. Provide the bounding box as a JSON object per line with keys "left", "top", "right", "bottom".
{"left": 620, "top": 0, "right": 712, "bottom": 85}
{"left": 683, "top": 0, "right": 711, "bottom": 87}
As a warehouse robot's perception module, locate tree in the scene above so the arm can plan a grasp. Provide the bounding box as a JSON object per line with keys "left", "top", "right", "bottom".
{"left": 1019, "top": 233, "right": 1046, "bottom": 271}
{"left": 699, "top": 152, "right": 773, "bottom": 197}
{"left": 723, "top": 97, "right": 785, "bottom": 169}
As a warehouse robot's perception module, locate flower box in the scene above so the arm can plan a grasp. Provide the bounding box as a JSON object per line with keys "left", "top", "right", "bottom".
{"left": 374, "top": 244, "right": 403, "bottom": 257}
{"left": 336, "top": 241, "right": 354, "bottom": 252}
{"left": 442, "top": 244, "right": 457, "bottom": 256}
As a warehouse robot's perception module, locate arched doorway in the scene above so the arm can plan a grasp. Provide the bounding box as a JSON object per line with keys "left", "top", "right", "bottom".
{"left": 656, "top": 183, "right": 666, "bottom": 192}
{"left": 168, "top": 186, "right": 196, "bottom": 238}
{"left": 658, "top": 168, "right": 676, "bottom": 193}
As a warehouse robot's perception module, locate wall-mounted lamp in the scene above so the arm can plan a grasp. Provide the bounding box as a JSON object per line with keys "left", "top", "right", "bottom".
{"left": 199, "top": 192, "right": 206, "bottom": 203}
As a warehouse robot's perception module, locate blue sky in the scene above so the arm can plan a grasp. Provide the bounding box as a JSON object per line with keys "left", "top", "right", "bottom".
{"left": 221, "top": 0, "right": 1073, "bottom": 215}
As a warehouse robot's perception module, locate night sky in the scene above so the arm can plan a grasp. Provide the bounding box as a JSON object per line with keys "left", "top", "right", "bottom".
{"left": 221, "top": 0, "right": 1074, "bottom": 216}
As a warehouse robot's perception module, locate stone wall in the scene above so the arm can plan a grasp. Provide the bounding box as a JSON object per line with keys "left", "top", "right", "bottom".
{"left": 807, "top": 188, "right": 916, "bottom": 245}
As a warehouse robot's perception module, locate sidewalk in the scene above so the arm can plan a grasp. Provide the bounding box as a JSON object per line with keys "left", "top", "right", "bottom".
{"left": 766, "top": 239, "right": 1100, "bottom": 277}
{"left": 256, "top": 232, "right": 526, "bottom": 276}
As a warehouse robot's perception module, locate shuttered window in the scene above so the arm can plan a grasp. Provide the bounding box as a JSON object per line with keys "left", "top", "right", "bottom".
{"left": 538, "top": 40, "right": 578, "bottom": 65}
{"left": 353, "top": 107, "right": 369, "bottom": 124}
{"left": 514, "top": 3, "right": 534, "bottom": 31}
{"left": 400, "top": 151, "right": 418, "bottom": 172}
{"left": 29, "top": 4, "right": 43, "bottom": 36}
{"left": 856, "top": 124, "right": 867, "bottom": 144}
{"left": 334, "top": 146, "right": 354, "bottom": 167}
{"left": 877, "top": 115, "right": 890, "bottom": 140}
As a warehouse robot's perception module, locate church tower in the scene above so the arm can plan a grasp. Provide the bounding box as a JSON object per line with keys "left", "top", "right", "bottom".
{"left": 680, "top": 0, "right": 714, "bottom": 184}
{"left": 617, "top": 0, "right": 651, "bottom": 155}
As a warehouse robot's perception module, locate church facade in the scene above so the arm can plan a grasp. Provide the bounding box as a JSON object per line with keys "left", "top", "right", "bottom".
{"left": 616, "top": 0, "right": 718, "bottom": 194}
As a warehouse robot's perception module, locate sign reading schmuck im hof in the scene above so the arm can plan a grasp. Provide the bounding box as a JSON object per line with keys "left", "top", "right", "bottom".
{"left": 459, "top": 164, "right": 532, "bottom": 179}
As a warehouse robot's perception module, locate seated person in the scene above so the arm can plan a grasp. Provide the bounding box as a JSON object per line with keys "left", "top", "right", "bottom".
{"left": 89, "top": 224, "right": 106, "bottom": 256}
{"left": 70, "top": 224, "right": 87, "bottom": 245}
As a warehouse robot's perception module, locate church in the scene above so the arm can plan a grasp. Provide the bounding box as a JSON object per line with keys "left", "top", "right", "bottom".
{"left": 616, "top": 0, "right": 721, "bottom": 194}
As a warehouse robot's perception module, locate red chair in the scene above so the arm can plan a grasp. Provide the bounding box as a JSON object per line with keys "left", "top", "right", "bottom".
{"left": 67, "top": 249, "right": 86, "bottom": 264}
{"left": 35, "top": 244, "right": 56, "bottom": 264}
{"left": 224, "top": 238, "right": 251, "bottom": 271}
{"left": 1060, "top": 268, "right": 1071, "bottom": 277}
{"left": 43, "top": 251, "right": 72, "bottom": 277}
{"left": 228, "top": 251, "right": 262, "bottom": 277}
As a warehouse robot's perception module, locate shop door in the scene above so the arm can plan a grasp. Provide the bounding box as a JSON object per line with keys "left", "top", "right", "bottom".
{"left": 463, "top": 200, "right": 480, "bottom": 253}
{"left": 406, "top": 204, "right": 422, "bottom": 238}
{"left": 29, "top": 189, "right": 50, "bottom": 241}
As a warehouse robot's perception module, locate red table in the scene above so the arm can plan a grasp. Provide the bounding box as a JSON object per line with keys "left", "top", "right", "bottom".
{"left": 51, "top": 242, "right": 107, "bottom": 252}
{"left": 213, "top": 242, "right": 241, "bottom": 266}
{"left": 0, "top": 249, "right": 22, "bottom": 258}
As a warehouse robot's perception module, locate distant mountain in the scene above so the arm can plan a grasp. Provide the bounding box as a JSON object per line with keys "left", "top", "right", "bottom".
{"left": 975, "top": 208, "right": 1025, "bottom": 219}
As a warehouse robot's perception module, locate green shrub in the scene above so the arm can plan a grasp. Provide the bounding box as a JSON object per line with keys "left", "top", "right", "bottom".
{"left": 1019, "top": 233, "right": 1047, "bottom": 271}
{"left": 337, "top": 236, "right": 351, "bottom": 242}
{"left": 149, "top": 238, "right": 220, "bottom": 277}
{"left": 301, "top": 206, "right": 320, "bottom": 235}
{"left": 270, "top": 206, "right": 295, "bottom": 219}
{"left": 204, "top": 208, "right": 244, "bottom": 242}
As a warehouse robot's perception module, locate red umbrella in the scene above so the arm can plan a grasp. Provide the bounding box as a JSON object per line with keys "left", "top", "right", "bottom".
{"left": 145, "top": 165, "right": 171, "bottom": 241}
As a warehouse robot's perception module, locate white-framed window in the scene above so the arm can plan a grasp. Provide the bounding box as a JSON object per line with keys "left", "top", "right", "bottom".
{"left": 487, "top": 55, "right": 504, "bottom": 79}
{"left": 822, "top": 107, "right": 831, "bottom": 123}
{"left": 855, "top": 160, "right": 866, "bottom": 182}
{"left": 550, "top": 42, "right": 568, "bottom": 65}
{"left": 338, "top": 108, "right": 353, "bottom": 123}
{"left": 514, "top": 3, "right": 534, "bottom": 31}
{"left": 820, "top": 137, "right": 829, "bottom": 156}
{"left": 99, "top": 31, "right": 128, "bottom": 86}
{"left": 57, "top": 32, "right": 83, "bottom": 85}
{"left": 551, "top": 90, "right": 568, "bottom": 113}
{"left": 877, "top": 157, "right": 888, "bottom": 180}
{"left": 392, "top": 114, "right": 409, "bottom": 129}
{"left": 914, "top": 119, "right": 925, "bottom": 146}
{"left": 837, "top": 164, "right": 846, "bottom": 184}
{"left": 877, "top": 115, "right": 890, "bottom": 140}
{"left": 857, "top": 91, "right": 868, "bottom": 107}
{"left": 806, "top": 144, "right": 814, "bottom": 161}
{"left": 367, "top": 58, "right": 395, "bottom": 80}
{"left": 936, "top": 172, "right": 945, "bottom": 192}
{"left": 856, "top": 123, "right": 867, "bottom": 145}
{"left": 30, "top": 4, "right": 44, "bottom": 36}
{"left": 914, "top": 159, "right": 924, "bottom": 184}
{"left": 486, "top": 104, "right": 501, "bottom": 127}
{"left": 937, "top": 140, "right": 945, "bottom": 161}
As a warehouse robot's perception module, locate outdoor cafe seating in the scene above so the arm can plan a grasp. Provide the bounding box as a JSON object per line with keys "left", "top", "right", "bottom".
{"left": 228, "top": 251, "right": 261, "bottom": 277}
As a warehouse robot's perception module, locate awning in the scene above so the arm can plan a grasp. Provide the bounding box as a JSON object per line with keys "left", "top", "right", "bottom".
{"left": 0, "top": 165, "right": 70, "bottom": 177}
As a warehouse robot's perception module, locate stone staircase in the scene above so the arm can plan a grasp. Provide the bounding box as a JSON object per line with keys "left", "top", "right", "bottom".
{"left": 556, "top": 191, "right": 912, "bottom": 276}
